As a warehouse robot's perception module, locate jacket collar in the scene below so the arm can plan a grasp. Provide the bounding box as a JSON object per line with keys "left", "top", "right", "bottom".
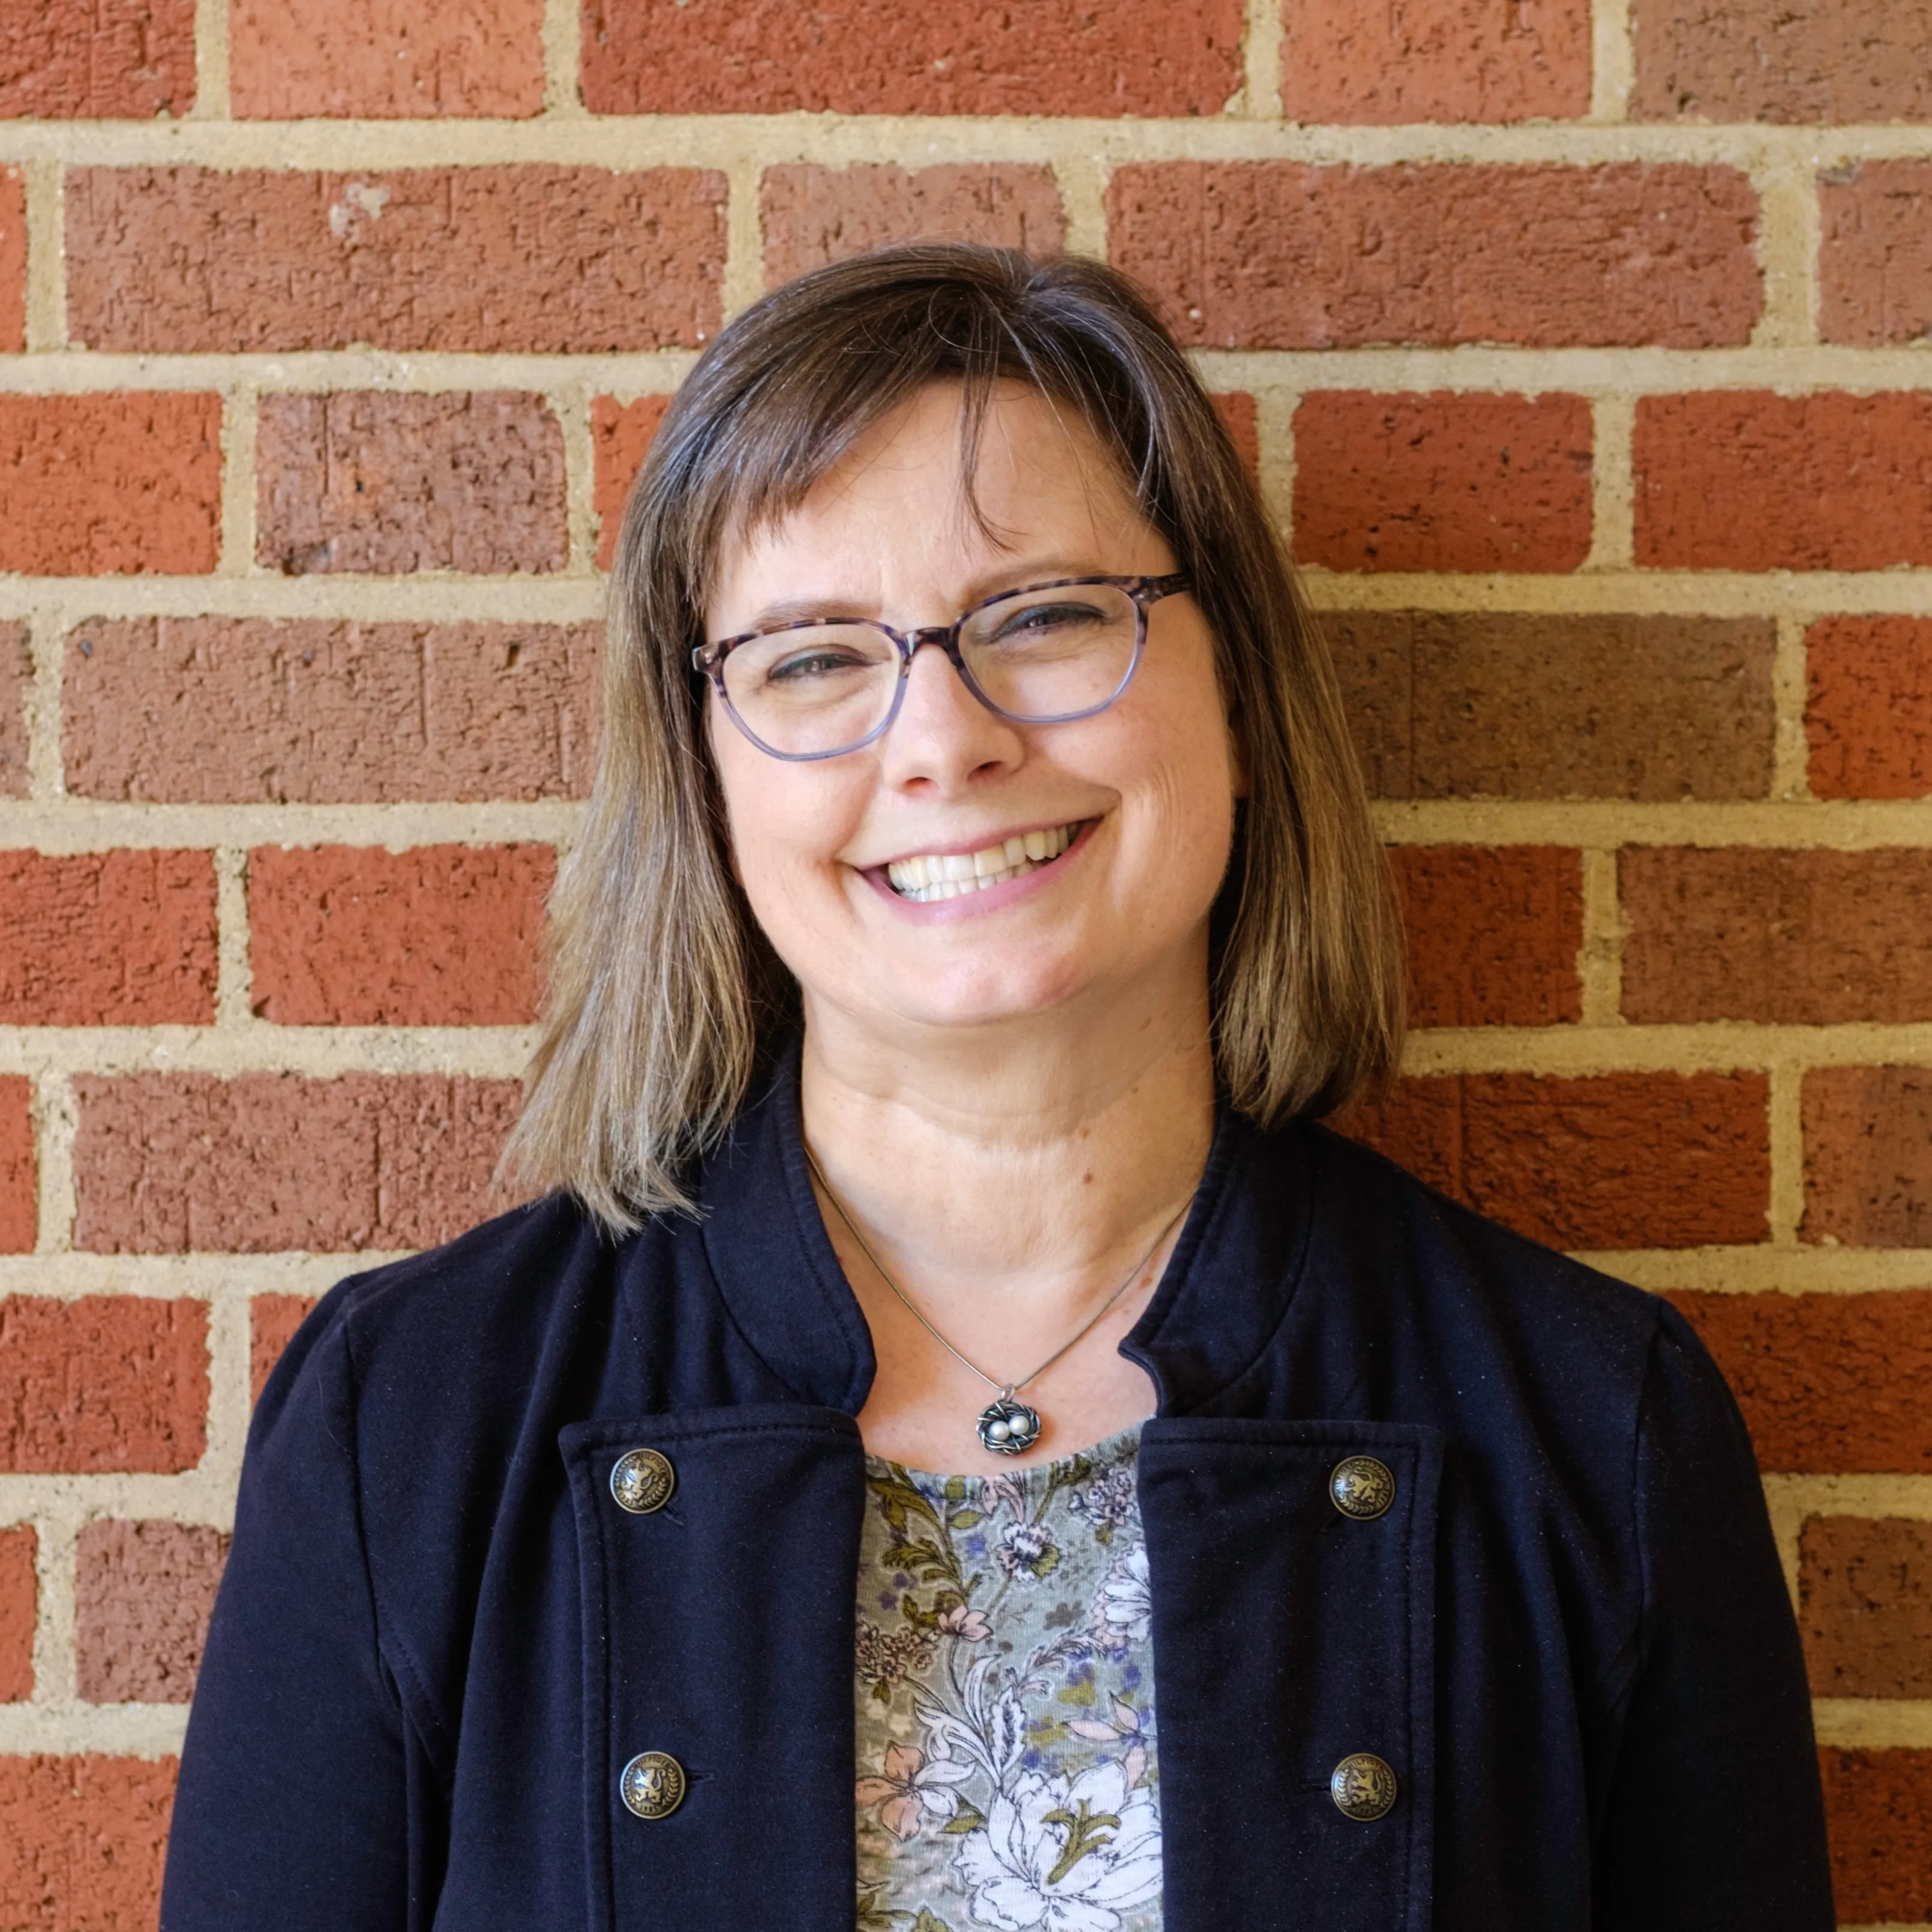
{"left": 696, "top": 1041, "right": 1317, "bottom": 1418}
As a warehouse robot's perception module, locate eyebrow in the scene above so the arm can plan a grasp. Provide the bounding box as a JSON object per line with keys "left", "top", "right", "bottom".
{"left": 731, "top": 557, "right": 1112, "bottom": 637}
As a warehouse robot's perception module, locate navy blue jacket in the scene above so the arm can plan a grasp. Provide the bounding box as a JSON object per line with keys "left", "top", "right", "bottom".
{"left": 161, "top": 1057, "right": 1834, "bottom": 1931}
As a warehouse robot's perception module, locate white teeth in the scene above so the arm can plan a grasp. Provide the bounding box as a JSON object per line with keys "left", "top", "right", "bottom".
{"left": 884, "top": 822, "right": 1082, "bottom": 902}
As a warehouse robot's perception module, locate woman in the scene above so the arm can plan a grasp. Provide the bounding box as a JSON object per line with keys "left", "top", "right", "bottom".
{"left": 161, "top": 247, "right": 1833, "bottom": 1931}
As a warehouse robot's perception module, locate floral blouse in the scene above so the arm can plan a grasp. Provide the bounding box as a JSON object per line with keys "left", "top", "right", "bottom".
{"left": 854, "top": 1425, "right": 1163, "bottom": 1932}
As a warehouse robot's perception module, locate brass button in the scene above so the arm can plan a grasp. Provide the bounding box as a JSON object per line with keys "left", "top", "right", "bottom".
{"left": 610, "top": 1447, "right": 676, "bottom": 1514}
{"left": 1329, "top": 1454, "right": 1395, "bottom": 1521}
{"left": 1330, "top": 1752, "right": 1397, "bottom": 1822}
{"left": 620, "top": 1750, "right": 686, "bottom": 1820}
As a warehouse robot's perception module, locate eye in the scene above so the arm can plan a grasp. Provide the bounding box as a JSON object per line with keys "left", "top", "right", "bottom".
{"left": 763, "top": 644, "right": 875, "bottom": 686}
{"left": 985, "top": 600, "right": 1109, "bottom": 643}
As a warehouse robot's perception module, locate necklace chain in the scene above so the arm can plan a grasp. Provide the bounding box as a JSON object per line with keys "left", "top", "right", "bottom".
{"left": 803, "top": 1144, "right": 1195, "bottom": 1400}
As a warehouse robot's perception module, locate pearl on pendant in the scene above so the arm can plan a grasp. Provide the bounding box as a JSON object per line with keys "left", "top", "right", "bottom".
{"left": 987, "top": 1420, "right": 1010, "bottom": 1442}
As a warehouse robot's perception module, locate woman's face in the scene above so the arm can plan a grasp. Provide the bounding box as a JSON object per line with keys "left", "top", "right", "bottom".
{"left": 704, "top": 381, "right": 1242, "bottom": 1045}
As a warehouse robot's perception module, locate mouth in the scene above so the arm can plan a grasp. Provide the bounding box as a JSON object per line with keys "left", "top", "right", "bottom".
{"left": 882, "top": 822, "right": 1085, "bottom": 904}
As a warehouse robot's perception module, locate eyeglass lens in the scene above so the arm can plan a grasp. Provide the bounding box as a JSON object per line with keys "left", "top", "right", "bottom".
{"left": 718, "top": 581, "right": 1143, "bottom": 758}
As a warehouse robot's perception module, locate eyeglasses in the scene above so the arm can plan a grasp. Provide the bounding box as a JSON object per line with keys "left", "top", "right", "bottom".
{"left": 692, "top": 572, "right": 1192, "bottom": 762}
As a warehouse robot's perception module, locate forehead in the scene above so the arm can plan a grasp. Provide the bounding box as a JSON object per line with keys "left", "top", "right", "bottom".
{"left": 712, "top": 380, "right": 1148, "bottom": 592}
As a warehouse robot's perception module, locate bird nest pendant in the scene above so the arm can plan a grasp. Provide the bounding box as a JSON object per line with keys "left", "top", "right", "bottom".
{"left": 977, "top": 1393, "right": 1042, "bottom": 1456}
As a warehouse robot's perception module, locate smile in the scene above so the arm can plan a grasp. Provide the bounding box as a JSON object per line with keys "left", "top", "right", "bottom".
{"left": 884, "top": 823, "right": 1082, "bottom": 902}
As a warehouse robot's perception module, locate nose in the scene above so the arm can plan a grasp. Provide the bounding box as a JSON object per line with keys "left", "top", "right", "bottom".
{"left": 877, "top": 633, "right": 1022, "bottom": 790}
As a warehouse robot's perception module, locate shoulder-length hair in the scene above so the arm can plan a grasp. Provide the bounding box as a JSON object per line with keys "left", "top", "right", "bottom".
{"left": 503, "top": 244, "right": 1403, "bottom": 1231}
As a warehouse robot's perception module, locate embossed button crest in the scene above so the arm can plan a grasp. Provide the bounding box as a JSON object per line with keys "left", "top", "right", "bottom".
{"left": 1330, "top": 1752, "right": 1398, "bottom": 1821}
{"left": 1329, "top": 1454, "right": 1396, "bottom": 1521}
{"left": 620, "top": 1751, "right": 686, "bottom": 1820}
{"left": 610, "top": 1448, "right": 676, "bottom": 1514}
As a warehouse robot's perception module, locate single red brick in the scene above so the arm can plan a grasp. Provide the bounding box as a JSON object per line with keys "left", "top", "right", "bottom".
{"left": 62, "top": 617, "right": 601, "bottom": 805}
{"left": 592, "top": 394, "right": 671, "bottom": 571}
{"left": 1327, "top": 611, "right": 1776, "bottom": 800}
{"left": 760, "top": 164, "right": 1065, "bottom": 288}
{"left": 581, "top": 0, "right": 1243, "bottom": 115}
{"left": 1635, "top": 391, "right": 1932, "bottom": 571}
{"left": 230, "top": 0, "right": 544, "bottom": 116}
{"left": 1819, "top": 1748, "right": 1932, "bottom": 1924}
{"left": 1670, "top": 1290, "right": 1932, "bottom": 1474}
{"left": 256, "top": 392, "right": 565, "bottom": 575}
{"left": 1798, "top": 1516, "right": 1932, "bottom": 1698}
{"left": 0, "top": 1078, "right": 30, "bottom": 1255}
{"left": 1808, "top": 617, "right": 1932, "bottom": 800}
{"left": 1390, "top": 846, "right": 1582, "bottom": 1028}
{"left": 1803, "top": 1067, "right": 1932, "bottom": 1249}
{"left": 1336, "top": 1071, "right": 1771, "bottom": 1249}
{"left": 1294, "top": 392, "right": 1593, "bottom": 573}
{"left": 0, "top": 622, "right": 26, "bottom": 797}
{"left": 75, "top": 1521, "right": 228, "bottom": 1703}
{"left": 0, "top": 850, "right": 216, "bottom": 1026}
{"left": 0, "top": 1526, "right": 33, "bottom": 1702}
{"left": 68, "top": 166, "right": 725, "bottom": 354}
{"left": 1820, "top": 161, "right": 1932, "bottom": 347}
{"left": 1107, "top": 163, "right": 1760, "bottom": 350}
{"left": 0, "top": 1756, "right": 176, "bottom": 1932}
{"left": 250, "top": 1294, "right": 317, "bottom": 1403}
{"left": 0, "top": 166, "right": 25, "bottom": 354}
{"left": 0, "top": 395, "right": 220, "bottom": 576}
{"left": 248, "top": 844, "right": 552, "bottom": 1026}
{"left": 1633, "top": 0, "right": 1932, "bottom": 123}
{"left": 0, "top": 0, "right": 194, "bottom": 118}
{"left": 72, "top": 1074, "right": 521, "bottom": 1254}
{"left": 0, "top": 1297, "right": 206, "bottom": 1474}
{"left": 1211, "top": 394, "right": 1259, "bottom": 481}
{"left": 1280, "top": 0, "right": 1591, "bottom": 123}
{"left": 1621, "top": 848, "right": 1932, "bottom": 1025}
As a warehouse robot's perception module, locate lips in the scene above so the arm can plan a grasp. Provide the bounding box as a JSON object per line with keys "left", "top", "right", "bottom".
{"left": 883, "top": 823, "right": 1081, "bottom": 902}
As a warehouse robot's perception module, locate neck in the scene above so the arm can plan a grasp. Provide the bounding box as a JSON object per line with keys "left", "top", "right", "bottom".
{"left": 797, "top": 962, "right": 1216, "bottom": 1300}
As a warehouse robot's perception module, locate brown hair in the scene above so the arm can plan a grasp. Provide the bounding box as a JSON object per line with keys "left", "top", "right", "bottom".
{"left": 503, "top": 245, "right": 1403, "bottom": 1231}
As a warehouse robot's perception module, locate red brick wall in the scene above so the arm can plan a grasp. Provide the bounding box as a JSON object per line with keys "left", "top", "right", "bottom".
{"left": 1, "top": 1, "right": 1928, "bottom": 1924}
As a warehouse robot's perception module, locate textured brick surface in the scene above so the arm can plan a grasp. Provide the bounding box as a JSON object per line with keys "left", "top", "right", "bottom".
{"left": 68, "top": 166, "right": 726, "bottom": 354}
{"left": 0, "top": 1078, "right": 31, "bottom": 1255}
{"left": 230, "top": 0, "right": 544, "bottom": 117}
{"left": 1819, "top": 1748, "right": 1932, "bottom": 1924}
{"left": 1807, "top": 616, "right": 1932, "bottom": 800}
{"left": 0, "top": 622, "right": 26, "bottom": 799}
{"left": 0, "top": 1526, "right": 32, "bottom": 1702}
{"left": 581, "top": 0, "right": 1244, "bottom": 116}
{"left": 249, "top": 844, "right": 553, "bottom": 1026}
{"left": 75, "top": 1521, "right": 228, "bottom": 1704}
{"left": 62, "top": 617, "right": 601, "bottom": 805}
{"left": 592, "top": 395, "right": 671, "bottom": 571}
{"left": 1633, "top": 0, "right": 1932, "bottom": 124}
{"left": 0, "top": 395, "right": 221, "bottom": 577}
{"left": 1635, "top": 392, "right": 1932, "bottom": 571}
{"left": 1295, "top": 392, "right": 1592, "bottom": 572}
{"left": 1279, "top": 0, "right": 1591, "bottom": 124}
{"left": 0, "top": 1756, "right": 176, "bottom": 1932}
{"left": 1804, "top": 1067, "right": 1932, "bottom": 1249}
{"left": 1389, "top": 845, "right": 1582, "bottom": 1027}
{"left": 761, "top": 164, "right": 1065, "bottom": 288}
{"left": 1335, "top": 1072, "right": 1771, "bottom": 1249}
{"left": 1327, "top": 612, "right": 1775, "bottom": 800}
{"left": 1820, "top": 161, "right": 1932, "bottom": 347}
{"left": 1799, "top": 1517, "right": 1932, "bottom": 1698}
{"left": 250, "top": 1295, "right": 318, "bottom": 1403}
{"left": 72, "top": 1074, "right": 522, "bottom": 1254}
{"left": 0, "top": 0, "right": 194, "bottom": 117}
{"left": 1621, "top": 848, "right": 1932, "bottom": 1025}
{"left": 256, "top": 392, "right": 566, "bottom": 576}
{"left": 0, "top": 165, "right": 23, "bottom": 354}
{"left": 0, "top": 1297, "right": 206, "bottom": 1474}
{"left": 1672, "top": 1291, "right": 1932, "bottom": 1474}
{"left": 0, "top": 850, "right": 216, "bottom": 1027}
{"left": 1108, "top": 163, "right": 1761, "bottom": 350}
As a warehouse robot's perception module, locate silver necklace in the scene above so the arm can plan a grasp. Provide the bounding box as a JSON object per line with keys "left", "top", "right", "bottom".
{"left": 804, "top": 1145, "right": 1195, "bottom": 1457}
